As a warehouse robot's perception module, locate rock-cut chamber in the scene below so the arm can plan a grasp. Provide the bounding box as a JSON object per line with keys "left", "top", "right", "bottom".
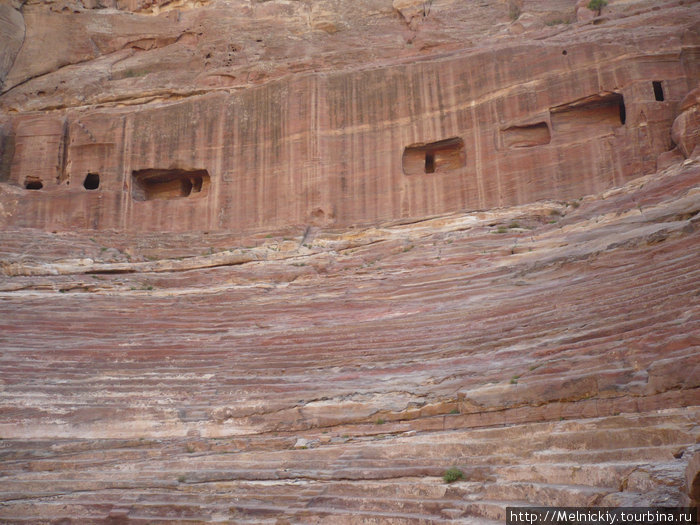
{"left": 131, "top": 168, "right": 210, "bottom": 201}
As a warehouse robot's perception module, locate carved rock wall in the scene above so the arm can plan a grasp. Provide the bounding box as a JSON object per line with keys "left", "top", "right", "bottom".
{"left": 1, "top": 42, "right": 696, "bottom": 231}
{"left": 0, "top": 1, "right": 699, "bottom": 520}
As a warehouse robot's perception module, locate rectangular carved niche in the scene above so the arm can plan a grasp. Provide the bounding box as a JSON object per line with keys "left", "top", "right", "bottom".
{"left": 402, "top": 137, "right": 466, "bottom": 176}
{"left": 131, "top": 168, "right": 210, "bottom": 201}
{"left": 502, "top": 122, "right": 551, "bottom": 148}
{"left": 550, "top": 92, "right": 626, "bottom": 136}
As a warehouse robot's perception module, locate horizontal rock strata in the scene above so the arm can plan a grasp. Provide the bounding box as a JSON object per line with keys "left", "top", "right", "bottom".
{"left": 0, "top": 2, "right": 698, "bottom": 232}
{"left": 1, "top": 0, "right": 699, "bottom": 522}
{"left": 0, "top": 157, "right": 698, "bottom": 521}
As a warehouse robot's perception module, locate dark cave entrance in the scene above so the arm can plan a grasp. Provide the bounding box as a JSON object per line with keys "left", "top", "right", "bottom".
{"left": 83, "top": 173, "right": 100, "bottom": 190}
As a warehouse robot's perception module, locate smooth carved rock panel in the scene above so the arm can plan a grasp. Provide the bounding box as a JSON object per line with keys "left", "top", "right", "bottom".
{"left": 10, "top": 115, "right": 66, "bottom": 189}
{"left": 0, "top": 45, "right": 696, "bottom": 231}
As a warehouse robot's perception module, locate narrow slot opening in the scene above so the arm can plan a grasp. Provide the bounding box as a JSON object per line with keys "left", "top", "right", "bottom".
{"left": 652, "top": 81, "right": 664, "bottom": 102}
{"left": 619, "top": 96, "right": 626, "bottom": 125}
{"left": 425, "top": 153, "right": 436, "bottom": 174}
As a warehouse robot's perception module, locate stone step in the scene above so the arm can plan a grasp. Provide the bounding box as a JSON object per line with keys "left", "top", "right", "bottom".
{"left": 462, "top": 499, "right": 537, "bottom": 521}
{"left": 493, "top": 462, "right": 638, "bottom": 488}
{"left": 533, "top": 445, "right": 684, "bottom": 463}
{"left": 480, "top": 480, "right": 612, "bottom": 507}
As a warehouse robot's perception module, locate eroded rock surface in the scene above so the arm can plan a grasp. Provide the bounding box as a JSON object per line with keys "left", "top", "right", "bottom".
{"left": 673, "top": 85, "right": 700, "bottom": 158}
{"left": 0, "top": 157, "right": 698, "bottom": 521}
{"left": 0, "top": 0, "right": 698, "bottom": 232}
{"left": 0, "top": 0, "right": 699, "bottom": 522}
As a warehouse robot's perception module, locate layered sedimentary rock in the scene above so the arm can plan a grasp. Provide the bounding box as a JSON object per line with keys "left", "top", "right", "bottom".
{"left": 673, "top": 86, "right": 700, "bottom": 158}
{"left": 1, "top": 156, "right": 699, "bottom": 522}
{"left": 0, "top": 1, "right": 698, "bottom": 232}
{"left": 1, "top": 0, "right": 699, "bottom": 522}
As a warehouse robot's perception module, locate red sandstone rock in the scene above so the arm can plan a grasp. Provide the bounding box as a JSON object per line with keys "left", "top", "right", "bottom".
{"left": 0, "top": 2, "right": 24, "bottom": 91}
{"left": 657, "top": 147, "right": 685, "bottom": 170}
{"left": 0, "top": 0, "right": 699, "bottom": 522}
{"left": 672, "top": 86, "right": 700, "bottom": 158}
{"left": 0, "top": 1, "right": 697, "bottom": 233}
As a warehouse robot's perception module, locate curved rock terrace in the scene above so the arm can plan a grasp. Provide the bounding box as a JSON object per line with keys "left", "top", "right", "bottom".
{"left": 0, "top": 0, "right": 699, "bottom": 523}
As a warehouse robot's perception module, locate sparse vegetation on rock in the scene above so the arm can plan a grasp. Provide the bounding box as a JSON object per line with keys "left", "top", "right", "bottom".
{"left": 443, "top": 467, "right": 464, "bottom": 483}
{"left": 588, "top": 0, "right": 608, "bottom": 15}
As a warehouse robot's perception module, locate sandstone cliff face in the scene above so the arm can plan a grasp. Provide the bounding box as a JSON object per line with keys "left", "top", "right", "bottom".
{"left": 673, "top": 85, "right": 700, "bottom": 158}
{"left": 1, "top": 0, "right": 699, "bottom": 522}
{"left": 0, "top": 2, "right": 24, "bottom": 92}
{"left": 0, "top": 0, "right": 698, "bottom": 232}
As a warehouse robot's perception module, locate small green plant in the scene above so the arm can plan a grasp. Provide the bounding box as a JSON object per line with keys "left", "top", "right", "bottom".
{"left": 449, "top": 408, "right": 460, "bottom": 415}
{"left": 177, "top": 475, "right": 186, "bottom": 483}
{"left": 186, "top": 443, "right": 195, "bottom": 453}
{"left": 508, "top": 222, "right": 520, "bottom": 229}
{"left": 587, "top": 0, "right": 607, "bottom": 15}
{"left": 443, "top": 467, "right": 464, "bottom": 483}
{"left": 402, "top": 245, "right": 414, "bottom": 252}
{"left": 375, "top": 417, "right": 386, "bottom": 425}
{"left": 495, "top": 226, "right": 508, "bottom": 234}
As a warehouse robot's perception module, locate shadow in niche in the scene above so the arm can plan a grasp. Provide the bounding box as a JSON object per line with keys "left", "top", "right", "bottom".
{"left": 24, "top": 178, "right": 43, "bottom": 190}
{"left": 131, "top": 168, "right": 210, "bottom": 201}
{"left": 653, "top": 81, "right": 665, "bottom": 102}
{"left": 83, "top": 172, "right": 100, "bottom": 190}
